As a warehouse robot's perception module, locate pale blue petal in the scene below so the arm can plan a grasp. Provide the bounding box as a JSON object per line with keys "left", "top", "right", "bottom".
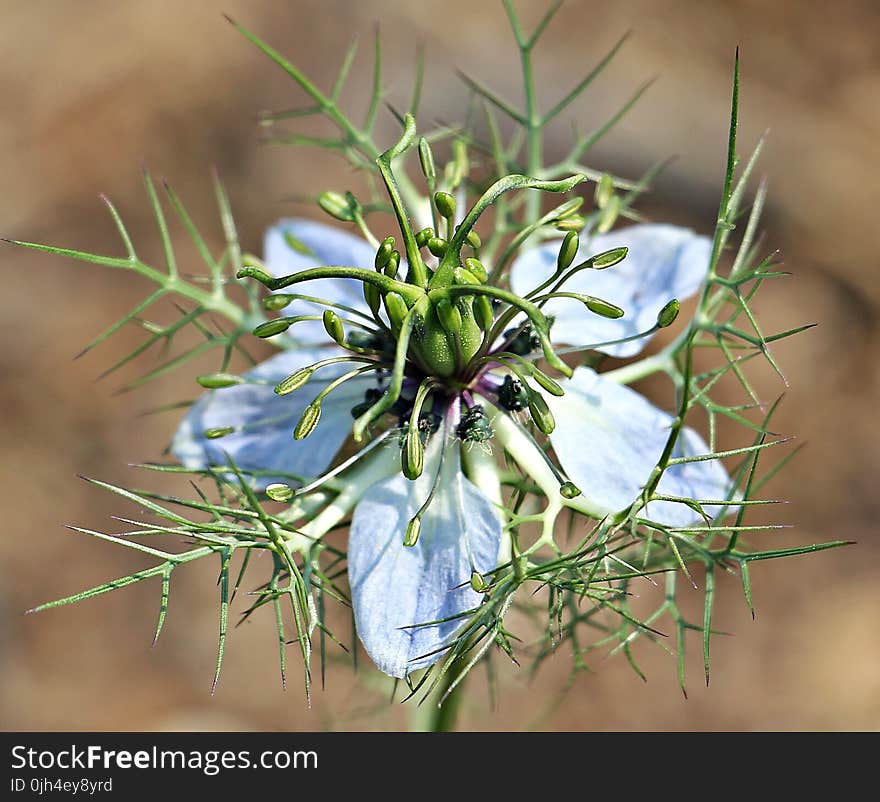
{"left": 348, "top": 440, "right": 503, "bottom": 678}
{"left": 171, "top": 347, "right": 373, "bottom": 489}
{"left": 509, "top": 224, "right": 711, "bottom": 357}
{"left": 263, "top": 218, "right": 376, "bottom": 344}
{"left": 547, "top": 367, "right": 733, "bottom": 526}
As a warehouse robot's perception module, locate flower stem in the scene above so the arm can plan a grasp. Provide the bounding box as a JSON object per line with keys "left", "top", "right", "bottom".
{"left": 409, "top": 669, "right": 466, "bottom": 732}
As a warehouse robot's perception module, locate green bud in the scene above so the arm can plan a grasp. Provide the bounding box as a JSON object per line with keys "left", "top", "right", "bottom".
{"left": 453, "top": 266, "right": 481, "bottom": 285}
{"left": 657, "top": 298, "right": 681, "bottom": 328}
{"left": 204, "top": 426, "right": 234, "bottom": 439}
{"left": 555, "top": 214, "right": 586, "bottom": 232}
{"left": 470, "top": 571, "right": 488, "bottom": 592}
{"left": 318, "top": 191, "right": 354, "bottom": 222}
{"left": 275, "top": 367, "right": 314, "bottom": 395}
{"left": 557, "top": 231, "right": 580, "bottom": 272}
{"left": 594, "top": 173, "right": 614, "bottom": 208}
{"left": 384, "top": 250, "right": 400, "bottom": 278}
{"left": 528, "top": 391, "right": 555, "bottom": 435}
{"left": 427, "top": 237, "right": 447, "bottom": 258}
{"left": 384, "top": 292, "right": 409, "bottom": 332}
{"left": 253, "top": 318, "right": 292, "bottom": 338}
{"left": 592, "top": 246, "right": 628, "bottom": 270}
{"left": 266, "top": 483, "right": 294, "bottom": 502}
{"left": 401, "top": 429, "right": 424, "bottom": 481}
{"left": 364, "top": 283, "right": 382, "bottom": 318}
{"left": 436, "top": 298, "right": 463, "bottom": 335}
{"left": 554, "top": 197, "right": 584, "bottom": 220}
{"left": 196, "top": 373, "right": 244, "bottom": 389}
{"left": 474, "top": 295, "right": 494, "bottom": 332}
{"left": 236, "top": 265, "right": 274, "bottom": 286}
{"left": 530, "top": 368, "right": 564, "bottom": 397}
{"left": 294, "top": 402, "right": 321, "bottom": 440}
{"left": 464, "top": 257, "right": 487, "bottom": 283}
{"left": 262, "top": 294, "right": 295, "bottom": 311}
{"left": 416, "top": 227, "right": 435, "bottom": 248}
{"left": 559, "top": 481, "right": 581, "bottom": 499}
{"left": 418, "top": 137, "right": 436, "bottom": 183}
{"left": 586, "top": 297, "right": 625, "bottom": 319}
{"left": 447, "top": 139, "right": 469, "bottom": 188}
{"left": 322, "top": 309, "right": 345, "bottom": 344}
{"left": 403, "top": 516, "right": 421, "bottom": 547}
{"left": 374, "top": 236, "right": 395, "bottom": 270}
{"left": 596, "top": 195, "right": 621, "bottom": 234}
{"left": 434, "top": 191, "right": 456, "bottom": 220}
{"left": 466, "top": 230, "right": 482, "bottom": 250}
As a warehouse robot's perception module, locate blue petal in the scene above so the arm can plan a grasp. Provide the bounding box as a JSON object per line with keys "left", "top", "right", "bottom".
{"left": 347, "top": 440, "right": 503, "bottom": 678}
{"left": 264, "top": 218, "right": 376, "bottom": 344}
{"left": 547, "top": 367, "right": 733, "bottom": 526}
{"left": 171, "top": 347, "right": 374, "bottom": 489}
{"left": 509, "top": 224, "right": 711, "bottom": 357}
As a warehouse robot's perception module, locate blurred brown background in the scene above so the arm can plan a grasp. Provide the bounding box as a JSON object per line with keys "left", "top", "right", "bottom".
{"left": 1, "top": 0, "right": 878, "bottom": 731}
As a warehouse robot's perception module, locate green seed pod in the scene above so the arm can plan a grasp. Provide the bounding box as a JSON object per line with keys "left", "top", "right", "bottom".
{"left": 318, "top": 191, "right": 354, "bottom": 221}
{"left": 434, "top": 191, "right": 456, "bottom": 220}
{"left": 275, "top": 367, "right": 314, "bottom": 396}
{"left": 528, "top": 391, "right": 555, "bottom": 435}
{"left": 384, "top": 292, "right": 409, "bottom": 332}
{"left": 592, "top": 246, "right": 628, "bottom": 270}
{"left": 464, "top": 257, "right": 487, "bottom": 283}
{"left": 265, "top": 483, "right": 294, "bottom": 502}
{"left": 403, "top": 516, "right": 421, "bottom": 547}
{"left": 322, "top": 309, "right": 345, "bottom": 344}
{"left": 416, "top": 227, "right": 435, "bottom": 248}
{"left": 470, "top": 571, "right": 488, "bottom": 592}
{"left": 196, "top": 373, "right": 244, "bottom": 389}
{"left": 586, "top": 297, "right": 625, "bottom": 319}
{"left": 474, "top": 295, "right": 495, "bottom": 332}
{"left": 401, "top": 428, "right": 424, "bottom": 481}
{"left": 657, "top": 298, "right": 681, "bottom": 328}
{"left": 418, "top": 137, "right": 436, "bottom": 183}
{"left": 384, "top": 250, "right": 400, "bottom": 278}
{"left": 364, "top": 283, "right": 382, "bottom": 317}
{"left": 435, "top": 298, "right": 462, "bottom": 335}
{"left": 555, "top": 214, "right": 586, "bottom": 232}
{"left": 204, "top": 426, "right": 235, "bottom": 439}
{"left": 530, "top": 368, "right": 564, "bottom": 397}
{"left": 374, "top": 236, "right": 395, "bottom": 270}
{"left": 294, "top": 402, "right": 321, "bottom": 440}
{"left": 559, "top": 481, "right": 582, "bottom": 499}
{"left": 253, "top": 318, "right": 292, "bottom": 338}
{"left": 466, "top": 230, "right": 482, "bottom": 250}
{"left": 262, "top": 294, "right": 295, "bottom": 311}
{"left": 427, "top": 237, "right": 447, "bottom": 258}
{"left": 557, "top": 230, "right": 580, "bottom": 272}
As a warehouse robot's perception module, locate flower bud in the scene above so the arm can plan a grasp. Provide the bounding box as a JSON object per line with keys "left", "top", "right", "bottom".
{"left": 559, "top": 481, "right": 581, "bottom": 499}
{"left": 596, "top": 195, "right": 621, "bottom": 234}
{"left": 322, "top": 309, "right": 345, "bottom": 344}
{"left": 470, "top": 571, "right": 488, "bottom": 592}
{"left": 586, "top": 297, "right": 625, "bottom": 319}
{"left": 204, "top": 426, "right": 234, "bottom": 439}
{"left": 384, "top": 250, "right": 400, "bottom": 278}
{"left": 318, "top": 191, "right": 354, "bottom": 222}
{"left": 464, "top": 257, "right": 487, "bottom": 283}
{"left": 592, "top": 246, "right": 628, "bottom": 270}
{"left": 427, "top": 237, "right": 447, "bottom": 258}
{"left": 275, "top": 367, "right": 314, "bottom": 396}
{"left": 466, "top": 230, "right": 482, "bottom": 250}
{"left": 528, "top": 391, "right": 555, "bottom": 435}
{"left": 403, "top": 516, "right": 421, "bottom": 547}
{"left": 196, "top": 373, "right": 244, "bottom": 389}
{"left": 554, "top": 197, "right": 584, "bottom": 220}
{"left": 418, "top": 137, "right": 436, "bottom": 183}
{"left": 416, "top": 227, "right": 435, "bottom": 248}
{"left": 363, "top": 283, "right": 382, "bottom": 317}
{"left": 594, "top": 173, "right": 614, "bottom": 209}
{"left": 557, "top": 230, "right": 580, "bottom": 272}
{"left": 434, "top": 191, "right": 456, "bottom": 220}
{"left": 657, "top": 298, "right": 681, "bottom": 328}
{"left": 294, "top": 402, "right": 321, "bottom": 440}
{"left": 384, "top": 292, "right": 409, "bottom": 333}
{"left": 262, "top": 294, "right": 295, "bottom": 311}
{"left": 435, "top": 298, "right": 462, "bottom": 335}
{"left": 498, "top": 375, "right": 529, "bottom": 411}
{"left": 266, "top": 483, "right": 294, "bottom": 502}
{"left": 401, "top": 428, "right": 424, "bottom": 481}
{"left": 457, "top": 405, "right": 493, "bottom": 443}
{"left": 530, "top": 368, "right": 564, "bottom": 397}
{"left": 374, "top": 236, "right": 395, "bottom": 270}
{"left": 555, "top": 214, "right": 585, "bottom": 232}
{"left": 474, "top": 295, "right": 495, "bottom": 332}
{"left": 253, "top": 318, "right": 292, "bottom": 338}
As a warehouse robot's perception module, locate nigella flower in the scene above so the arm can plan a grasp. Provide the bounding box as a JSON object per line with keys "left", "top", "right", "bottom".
{"left": 171, "top": 119, "right": 732, "bottom": 678}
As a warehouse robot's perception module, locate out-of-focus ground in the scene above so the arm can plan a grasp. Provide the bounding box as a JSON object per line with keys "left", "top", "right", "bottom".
{"left": 1, "top": 1, "right": 878, "bottom": 731}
